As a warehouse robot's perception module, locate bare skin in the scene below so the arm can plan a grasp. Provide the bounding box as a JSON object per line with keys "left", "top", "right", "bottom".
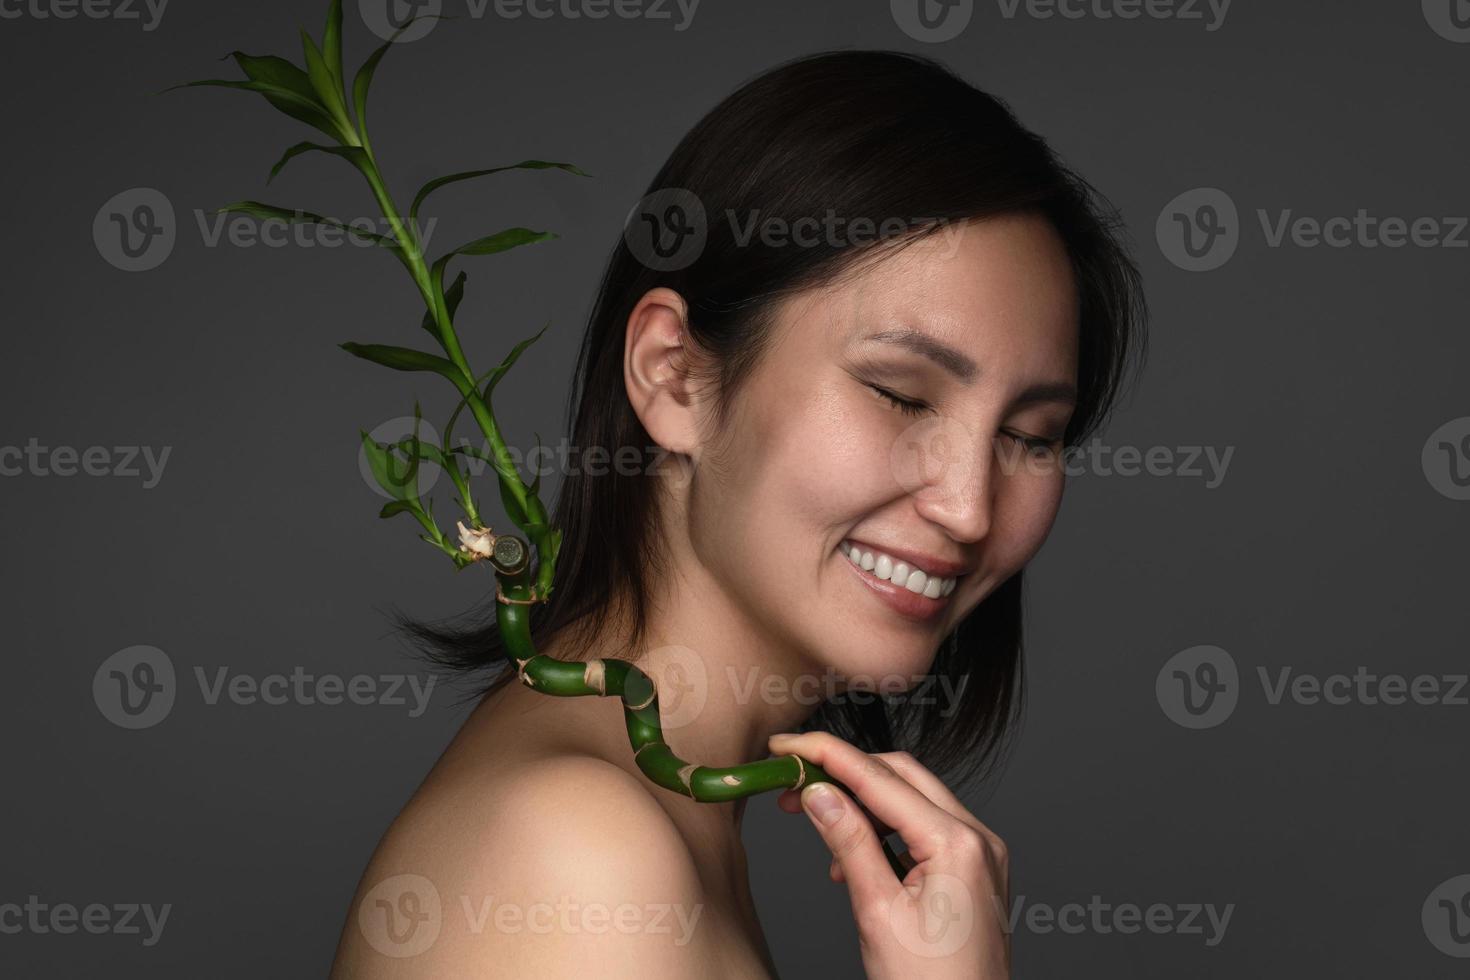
{"left": 328, "top": 212, "right": 1078, "bottom": 978}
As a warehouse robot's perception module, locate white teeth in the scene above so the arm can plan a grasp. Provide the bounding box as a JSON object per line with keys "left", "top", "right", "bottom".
{"left": 843, "top": 541, "right": 959, "bottom": 599}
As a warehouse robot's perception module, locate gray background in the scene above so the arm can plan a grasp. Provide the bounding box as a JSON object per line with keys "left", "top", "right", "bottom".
{"left": 3, "top": 0, "right": 1468, "bottom": 975}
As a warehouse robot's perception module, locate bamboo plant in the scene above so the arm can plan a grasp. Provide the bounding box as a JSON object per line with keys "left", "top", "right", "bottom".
{"left": 164, "top": 0, "right": 906, "bottom": 871}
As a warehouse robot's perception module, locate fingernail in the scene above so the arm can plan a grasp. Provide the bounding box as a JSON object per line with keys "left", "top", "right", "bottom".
{"left": 802, "top": 784, "right": 844, "bottom": 826}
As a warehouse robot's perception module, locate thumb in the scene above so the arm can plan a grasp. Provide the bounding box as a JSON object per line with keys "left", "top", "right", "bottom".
{"left": 799, "top": 784, "right": 890, "bottom": 903}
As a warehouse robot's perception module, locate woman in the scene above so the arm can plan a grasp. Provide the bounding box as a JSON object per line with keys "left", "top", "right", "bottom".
{"left": 329, "top": 49, "right": 1145, "bottom": 979}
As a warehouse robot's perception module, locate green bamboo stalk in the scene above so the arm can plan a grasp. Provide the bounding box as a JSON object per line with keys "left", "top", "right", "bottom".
{"left": 163, "top": 0, "right": 907, "bottom": 876}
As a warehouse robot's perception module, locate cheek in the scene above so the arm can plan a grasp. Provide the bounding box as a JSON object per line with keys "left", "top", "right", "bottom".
{"left": 990, "top": 469, "right": 1066, "bottom": 572}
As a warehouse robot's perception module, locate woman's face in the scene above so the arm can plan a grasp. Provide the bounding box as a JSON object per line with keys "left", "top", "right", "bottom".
{"left": 686, "top": 211, "right": 1079, "bottom": 692}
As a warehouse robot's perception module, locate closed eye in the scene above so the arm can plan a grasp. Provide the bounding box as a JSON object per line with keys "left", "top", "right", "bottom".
{"left": 866, "top": 383, "right": 930, "bottom": 418}
{"left": 1000, "top": 429, "right": 1063, "bottom": 454}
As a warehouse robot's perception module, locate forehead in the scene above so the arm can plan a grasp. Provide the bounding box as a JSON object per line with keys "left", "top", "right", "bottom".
{"left": 787, "top": 212, "right": 1079, "bottom": 371}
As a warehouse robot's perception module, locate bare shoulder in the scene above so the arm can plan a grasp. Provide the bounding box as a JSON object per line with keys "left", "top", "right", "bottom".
{"left": 329, "top": 749, "right": 719, "bottom": 979}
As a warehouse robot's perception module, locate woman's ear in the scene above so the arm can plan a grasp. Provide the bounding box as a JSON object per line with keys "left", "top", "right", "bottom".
{"left": 624, "top": 287, "right": 706, "bottom": 457}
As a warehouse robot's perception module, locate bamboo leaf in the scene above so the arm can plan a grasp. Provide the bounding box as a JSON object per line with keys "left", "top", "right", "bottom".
{"left": 339, "top": 342, "right": 460, "bottom": 381}
{"left": 360, "top": 430, "right": 418, "bottom": 502}
{"left": 266, "top": 142, "right": 368, "bottom": 183}
{"left": 409, "top": 160, "right": 589, "bottom": 224}
{"left": 379, "top": 499, "right": 418, "bottom": 519}
{"left": 215, "top": 201, "right": 399, "bottom": 250}
{"left": 162, "top": 76, "right": 343, "bottom": 142}
{"left": 352, "top": 13, "right": 450, "bottom": 139}
{"left": 300, "top": 29, "right": 353, "bottom": 139}
{"left": 483, "top": 322, "right": 550, "bottom": 399}
{"left": 322, "top": 0, "right": 345, "bottom": 95}
{"left": 430, "top": 228, "right": 557, "bottom": 283}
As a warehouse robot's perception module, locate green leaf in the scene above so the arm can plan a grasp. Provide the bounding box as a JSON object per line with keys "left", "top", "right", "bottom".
{"left": 301, "top": 29, "right": 353, "bottom": 141}
{"left": 266, "top": 142, "right": 368, "bottom": 183}
{"left": 360, "top": 429, "right": 420, "bottom": 502}
{"left": 430, "top": 228, "right": 557, "bottom": 284}
{"left": 339, "top": 342, "right": 460, "bottom": 381}
{"left": 483, "top": 322, "right": 550, "bottom": 400}
{"left": 322, "top": 0, "right": 345, "bottom": 95}
{"left": 162, "top": 76, "right": 344, "bottom": 143}
{"left": 409, "top": 160, "right": 589, "bottom": 224}
{"left": 421, "top": 269, "right": 466, "bottom": 339}
{"left": 379, "top": 499, "right": 419, "bottom": 519}
{"left": 215, "top": 201, "right": 400, "bottom": 250}
{"left": 352, "top": 13, "right": 450, "bottom": 140}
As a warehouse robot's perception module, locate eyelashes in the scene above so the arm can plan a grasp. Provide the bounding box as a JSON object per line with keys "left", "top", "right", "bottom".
{"left": 866, "top": 382, "right": 929, "bottom": 418}
{"left": 865, "top": 382, "right": 1063, "bottom": 453}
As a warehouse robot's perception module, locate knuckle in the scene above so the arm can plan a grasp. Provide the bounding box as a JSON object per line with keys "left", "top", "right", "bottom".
{"left": 830, "top": 820, "right": 870, "bottom": 859}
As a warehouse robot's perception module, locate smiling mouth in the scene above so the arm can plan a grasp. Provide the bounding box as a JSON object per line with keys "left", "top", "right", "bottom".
{"left": 838, "top": 539, "right": 961, "bottom": 599}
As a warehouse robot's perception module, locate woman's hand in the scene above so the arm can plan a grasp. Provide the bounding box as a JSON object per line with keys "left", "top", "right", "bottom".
{"left": 769, "top": 731, "right": 1010, "bottom": 980}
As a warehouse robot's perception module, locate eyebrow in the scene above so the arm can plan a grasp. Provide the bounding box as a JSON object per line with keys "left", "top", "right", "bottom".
{"left": 859, "top": 328, "right": 1078, "bottom": 407}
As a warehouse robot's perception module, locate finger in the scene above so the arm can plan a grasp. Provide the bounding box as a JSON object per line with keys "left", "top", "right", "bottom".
{"left": 832, "top": 845, "right": 915, "bottom": 883}
{"left": 779, "top": 785, "right": 899, "bottom": 840}
{"left": 796, "top": 781, "right": 897, "bottom": 907}
{"left": 873, "top": 751, "right": 996, "bottom": 840}
{"left": 769, "top": 731, "right": 958, "bottom": 862}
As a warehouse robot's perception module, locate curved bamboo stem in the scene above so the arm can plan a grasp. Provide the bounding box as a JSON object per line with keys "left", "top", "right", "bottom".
{"left": 489, "top": 547, "right": 909, "bottom": 875}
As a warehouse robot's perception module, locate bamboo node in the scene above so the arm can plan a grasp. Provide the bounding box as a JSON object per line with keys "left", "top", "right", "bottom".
{"left": 676, "top": 763, "right": 699, "bottom": 797}
{"left": 496, "top": 583, "right": 544, "bottom": 606}
{"left": 584, "top": 659, "right": 607, "bottom": 696}
{"left": 627, "top": 687, "right": 656, "bottom": 712}
{"left": 790, "top": 754, "right": 807, "bottom": 790}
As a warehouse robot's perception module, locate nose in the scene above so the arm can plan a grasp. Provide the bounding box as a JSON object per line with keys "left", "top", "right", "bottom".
{"left": 903, "top": 420, "right": 995, "bottom": 544}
